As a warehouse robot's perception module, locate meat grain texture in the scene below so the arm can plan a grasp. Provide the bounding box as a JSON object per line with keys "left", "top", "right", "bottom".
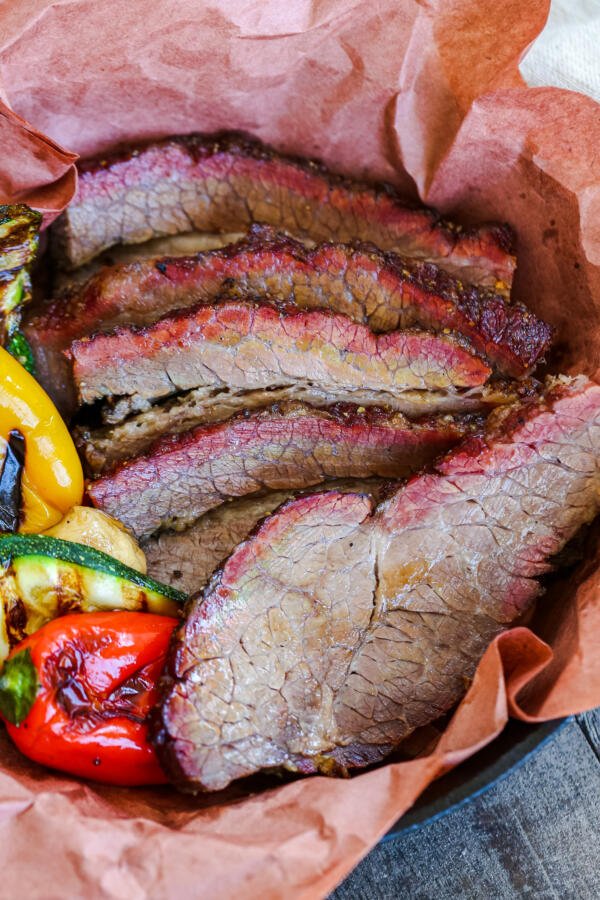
{"left": 53, "top": 133, "right": 515, "bottom": 290}
{"left": 144, "top": 493, "right": 295, "bottom": 595}
{"left": 143, "top": 480, "right": 387, "bottom": 595}
{"left": 88, "top": 403, "right": 474, "bottom": 540}
{"left": 154, "top": 377, "right": 600, "bottom": 792}
{"left": 69, "top": 299, "right": 495, "bottom": 414}
{"left": 27, "top": 227, "right": 550, "bottom": 410}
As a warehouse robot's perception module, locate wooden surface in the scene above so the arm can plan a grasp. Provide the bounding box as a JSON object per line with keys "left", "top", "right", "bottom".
{"left": 332, "top": 709, "right": 600, "bottom": 898}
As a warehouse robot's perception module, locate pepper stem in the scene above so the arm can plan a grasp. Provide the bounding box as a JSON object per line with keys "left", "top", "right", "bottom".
{"left": 0, "top": 648, "right": 38, "bottom": 725}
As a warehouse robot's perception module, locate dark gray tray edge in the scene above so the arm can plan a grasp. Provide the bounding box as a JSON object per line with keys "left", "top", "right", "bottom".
{"left": 382, "top": 716, "right": 572, "bottom": 841}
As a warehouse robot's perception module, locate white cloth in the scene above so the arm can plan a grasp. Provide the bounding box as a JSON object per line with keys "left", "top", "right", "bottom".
{"left": 520, "top": 0, "right": 600, "bottom": 102}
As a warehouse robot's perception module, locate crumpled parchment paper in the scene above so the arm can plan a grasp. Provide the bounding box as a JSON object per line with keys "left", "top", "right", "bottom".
{"left": 0, "top": 1, "right": 599, "bottom": 897}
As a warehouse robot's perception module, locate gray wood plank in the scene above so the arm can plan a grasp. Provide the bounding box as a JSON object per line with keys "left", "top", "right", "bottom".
{"left": 332, "top": 718, "right": 600, "bottom": 899}
{"left": 577, "top": 708, "right": 600, "bottom": 763}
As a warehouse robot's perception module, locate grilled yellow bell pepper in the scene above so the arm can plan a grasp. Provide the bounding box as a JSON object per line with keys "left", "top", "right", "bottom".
{"left": 0, "top": 347, "right": 83, "bottom": 531}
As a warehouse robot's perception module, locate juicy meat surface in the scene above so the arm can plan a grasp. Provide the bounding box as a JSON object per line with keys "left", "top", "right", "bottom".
{"left": 27, "top": 228, "right": 549, "bottom": 410}
{"left": 52, "top": 132, "right": 515, "bottom": 290}
{"left": 87, "top": 402, "right": 476, "bottom": 541}
{"left": 144, "top": 492, "right": 295, "bottom": 595}
{"left": 51, "top": 230, "right": 244, "bottom": 293}
{"left": 77, "top": 380, "right": 525, "bottom": 477}
{"left": 144, "top": 479, "right": 386, "bottom": 595}
{"left": 78, "top": 384, "right": 464, "bottom": 475}
{"left": 68, "top": 299, "right": 494, "bottom": 415}
{"left": 154, "top": 376, "right": 600, "bottom": 792}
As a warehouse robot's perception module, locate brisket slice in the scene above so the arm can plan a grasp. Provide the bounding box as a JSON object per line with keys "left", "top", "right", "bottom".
{"left": 153, "top": 376, "right": 600, "bottom": 792}
{"left": 144, "top": 493, "right": 295, "bottom": 595}
{"left": 143, "top": 479, "right": 386, "bottom": 595}
{"left": 87, "top": 402, "right": 477, "bottom": 541}
{"left": 52, "top": 230, "right": 244, "bottom": 293}
{"left": 77, "top": 381, "right": 524, "bottom": 477}
{"left": 77, "top": 384, "right": 345, "bottom": 475}
{"left": 52, "top": 132, "right": 515, "bottom": 290}
{"left": 26, "top": 228, "right": 550, "bottom": 411}
{"left": 68, "top": 299, "right": 494, "bottom": 416}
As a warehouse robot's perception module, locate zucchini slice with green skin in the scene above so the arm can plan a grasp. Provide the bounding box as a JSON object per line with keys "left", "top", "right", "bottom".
{"left": 0, "top": 533, "right": 186, "bottom": 661}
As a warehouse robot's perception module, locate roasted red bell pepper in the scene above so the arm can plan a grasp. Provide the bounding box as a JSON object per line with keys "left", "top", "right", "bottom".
{"left": 0, "top": 612, "right": 177, "bottom": 785}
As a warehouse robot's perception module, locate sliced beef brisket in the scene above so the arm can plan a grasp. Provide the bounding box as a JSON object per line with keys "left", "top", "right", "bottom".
{"left": 143, "top": 479, "right": 386, "bottom": 595}
{"left": 68, "top": 299, "right": 495, "bottom": 418}
{"left": 77, "top": 380, "right": 527, "bottom": 476}
{"left": 87, "top": 402, "right": 476, "bottom": 541}
{"left": 52, "top": 230, "right": 244, "bottom": 293}
{"left": 144, "top": 492, "right": 295, "bottom": 595}
{"left": 76, "top": 384, "right": 338, "bottom": 475}
{"left": 27, "top": 229, "right": 549, "bottom": 411}
{"left": 52, "top": 132, "right": 515, "bottom": 290}
{"left": 154, "top": 376, "right": 600, "bottom": 792}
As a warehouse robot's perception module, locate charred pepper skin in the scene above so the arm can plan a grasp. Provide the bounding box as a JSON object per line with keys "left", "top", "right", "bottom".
{"left": 0, "top": 430, "right": 25, "bottom": 531}
{"left": 0, "top": 346, "right": 83, "bottom": 531}
{"left": 0, "top": 612, "right": 177, "bottom": 785}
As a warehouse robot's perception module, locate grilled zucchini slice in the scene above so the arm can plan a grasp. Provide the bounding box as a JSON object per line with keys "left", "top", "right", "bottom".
{"left": 0, "top": 533, "right": 186, "bottom": 660}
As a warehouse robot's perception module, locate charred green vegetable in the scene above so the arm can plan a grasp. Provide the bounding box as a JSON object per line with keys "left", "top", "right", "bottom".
{"left": 5, "top": 331, "right": 35, "bottom": 373}
{"left": 0, "top": 204, "right": 42, "bottom": 372}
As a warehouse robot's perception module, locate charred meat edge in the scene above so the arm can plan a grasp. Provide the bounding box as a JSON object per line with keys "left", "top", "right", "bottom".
{"left": 52, "top": 131, "right": 515, "bottom": 292}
